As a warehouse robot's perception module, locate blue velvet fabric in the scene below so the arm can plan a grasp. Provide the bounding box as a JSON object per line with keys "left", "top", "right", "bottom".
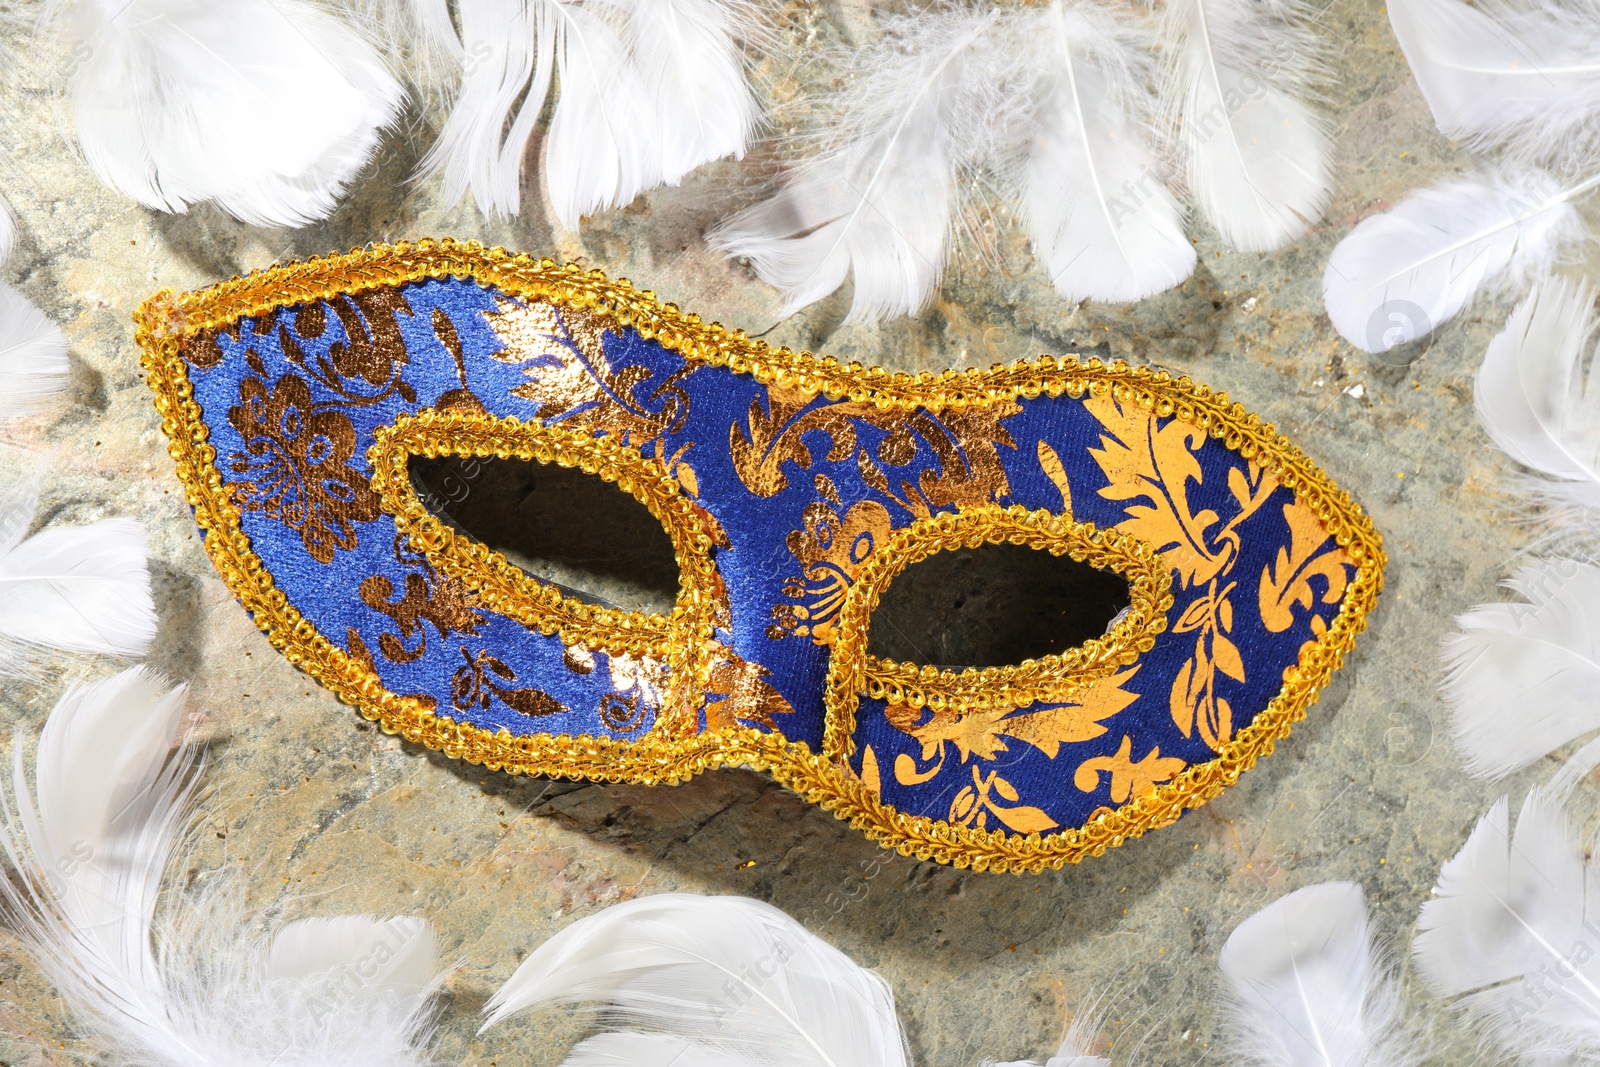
{"left": 181, "top": 276, "right": 1354, "bottom": 835}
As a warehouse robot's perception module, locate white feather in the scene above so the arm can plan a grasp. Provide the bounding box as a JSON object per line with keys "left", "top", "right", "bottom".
{"left": 480, "top": 892, "right": 911, "bottom": 1067}
{"left": 415, "top": 0, "right": 551, "bottom": 217}
{"left": 419, "top": 0, "right": 760, "bottom": 225}
{"left": 1441, "top": 559, "right": 1600, "bottom": 781}
{"left": 542, "top": 2, "right": 662, "bottom": 229}
{"left": 0, "top": 193, "right": 16, "bottom": 264}
{"left": 0, "top": 284, "right": 70, "bottom": 423}
{"left": 986, "top": 1012, "right": 1109, "bottom": 1067}
{"left": 0, "top": 668, "right": 194, "bottom": 1059}
{"left": 0, "top": 667, "right": 448, "bottom": 1067}
{"left": 1414, "top": 789, "right": 1600, "bottom": 1061}
{"left": 54, "top": 0, "right": 404, "bottom": 227}
{"left": 266, "top": 915, "right": 438, "bottom": 994}
{"left": 1019, "top": 3, "right": 1195, "bottom": 304}
{"left": 562, "top": 1032, "right": 755, "bottom": 1067}
{"left": 1162, "top": 0, "right": 1330, "bottom": 252}
{"left": 710, "top": 7, "right": 1004, "bottom": 323}
{"left": 1388, "top": 0, "right": 1600, "bottom": 167}
{"left": 0, "top": 465, "right": 157, "bottom": 675}
{"left": 610, "top": 0, "right": 759, "bottom": 189}
{"left": 1322, "top": 168, "right": 1584, "bottom": 353}
{"left": 1217, "top": 882, "right": 1412, "bottom": 1067}
{"left": 1476, "top": 280, "right": 1600, "bottom": 541}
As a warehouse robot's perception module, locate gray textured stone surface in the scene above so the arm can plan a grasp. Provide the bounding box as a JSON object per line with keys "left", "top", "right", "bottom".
{"left": 0, "top": 0, "right": 1572, "bottom": 1063}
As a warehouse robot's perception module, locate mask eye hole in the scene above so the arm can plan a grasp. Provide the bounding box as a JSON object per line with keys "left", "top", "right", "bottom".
{"left": 410, "top": 454, "right": 680, "bottom": 617}
{"left": 867, "top": 542, "right": 1131, "bottom": 670}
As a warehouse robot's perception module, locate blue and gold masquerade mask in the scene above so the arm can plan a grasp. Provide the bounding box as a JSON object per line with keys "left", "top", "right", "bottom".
{"left": 137, "top": 241, "right": 1383, "bottom": 872}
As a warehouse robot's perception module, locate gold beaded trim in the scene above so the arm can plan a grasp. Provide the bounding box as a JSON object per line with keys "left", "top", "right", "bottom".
{"left": 823, "top": 505, "right": 1174, "bottom": 749}
{"left": 134, "top": 238, "right": 1385, "bottom": 873}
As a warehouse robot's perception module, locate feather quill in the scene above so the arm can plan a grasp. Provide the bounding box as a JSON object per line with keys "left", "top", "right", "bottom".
{"left": 1218, "top": 882, "right": 1413, "bottom": 1067}
{"left": 481, "top": 892, "right": 911, "bottom": 1067}
{"left": 418, "top": 0, "right": 762, "bottom": 225}
{"left": 1476, "top": 280, "right": 1600, "bottom": 542}
{"left": 710, "top": 7, "right": 1004, "bottom": 323}
{"left": 1322, "top": 168, "right": 1584, "bottom": 353}
{"left": 1388, "top": 0, "right": 1600, "bottom": 168}
{"left": 1414, "top": 789, "right": 1600, "bottom": 1062}
{"left": 0, "top": 666, "right": 448, "bottom": 1066}
{"left": 53, "top": 0, "right": 404, "bottom": 227}
{"left": 1441, "top": 558, "right": 1600, "bottom": 781}
{"left": 1019, "top": 3, "right": 1195, "bottom": 304}
{"left": 1161, "top": 0, "right": 1330, "bottom": 252}
{"left": 0, "top": 284, "right": 69, "bottom": 423}
{"left": 0, "top": 465, "right": 156, "bottom": 675}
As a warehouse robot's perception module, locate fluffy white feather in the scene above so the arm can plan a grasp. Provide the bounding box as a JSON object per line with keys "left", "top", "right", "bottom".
{"left": 1388, "top": 0, "right": 1600, "bottom": 167}
{"left": 1477, "top": 280, "right": 1600, "bottom": 540}
{"left": 53, "top": 0, "right": 404, "bottom": 227}
{"left": 710, "top": 7, "right": 1004, "bottom": 323}
{"left": 0, "top": 465, "right": 157, "bottom": 675}
{"left": 1441, "top": 558, "right": 1600, "bottom": 781}
{"left": 480, "top": 892, "right": 911, "bottom": 1067}
{"left": 1019, "top": 3, "right": 1195, "bottom": 304}
{"left": 0, "top": 668, "right": 194, "bottom": 1059}
{"left": 0, "top": 284, "right": 70, "bottom": 423}
{"left": 1218, "top": 882, "right": 1412, "bottom": 1067}
{"left": 1414, "top": 789, "right": 1600, "bottom": 1061}
{"left": 0, "top": 666, "right": 448, "bottom": 1067}
{"left": 1323, "top": 169, "right": 1584, "bottom": 353}
{"left": 986, "top": 1012, "right": 1109, "bottom": 1067}
{"left": 1162, "top": 0, "right": 1330, "bottom": 252}
{"left": 418, "top": 0, "right": 761, "bottom": 225}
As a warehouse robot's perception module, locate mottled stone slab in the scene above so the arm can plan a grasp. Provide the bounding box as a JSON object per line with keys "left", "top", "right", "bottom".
{"left": 0, "top": 2, "right": 1547, "bottom": 1064}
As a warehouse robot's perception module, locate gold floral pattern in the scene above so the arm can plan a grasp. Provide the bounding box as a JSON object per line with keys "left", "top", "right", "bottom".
{"left": 1084, "top": 395, "right": 1283, "bottom": 752}
{"left": 949, "top": 766, "right": 1059, "bottom": 834}
{"left": 562, "top": 643, "right": 669, "bottom": 729}
{"left": 769, "top": 492, "right": 892, "bottom": 645}
{"left": 358, "top": 537, "right": 484, "bottom": 664}
{"left": 704, "top": 655, "right": 797, "bottom": 732}
{"left": 294, "top": 289, "right": 415, "bottom": 387}
{"left": 451, "top": 647, "right": 567, "bottom": 718}
{"left": 488, "top": 298, "right": 689, "bottom": 461}
{"left": 1086, "top": 394, "right": 1275, "bottom": 589}
{"left": 1073, "top": 735, "right": 1187, "bottom": 803}
{"left": 1170, "top": 580, "right": 1246, "bottom": 750}
{"left": 1260, "top": 501, "right": 1354, "bottom": 634}
{"left": 886, "top": 669, "right": 1142, "bottom": 782}
{"left": 731, "top": 385, "right": 1018, "bottom": 512}
{"left": 226, "top": 373, "right": 380, "bottom": 563}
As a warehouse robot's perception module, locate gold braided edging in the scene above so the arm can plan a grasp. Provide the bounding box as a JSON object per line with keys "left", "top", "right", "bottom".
{"left": 135, "top": 239, "right": 1386, "bottom": 873}
{"left": 822, "top": 505, "right": 1174, "bottom": 743}
{"left": 367, "top": 410, "right": 722, "bottom": 739}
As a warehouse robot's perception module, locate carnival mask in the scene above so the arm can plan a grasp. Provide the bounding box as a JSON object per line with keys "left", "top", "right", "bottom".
{"left": 136, "top": 241, "right": 1383, "bottom": 872}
